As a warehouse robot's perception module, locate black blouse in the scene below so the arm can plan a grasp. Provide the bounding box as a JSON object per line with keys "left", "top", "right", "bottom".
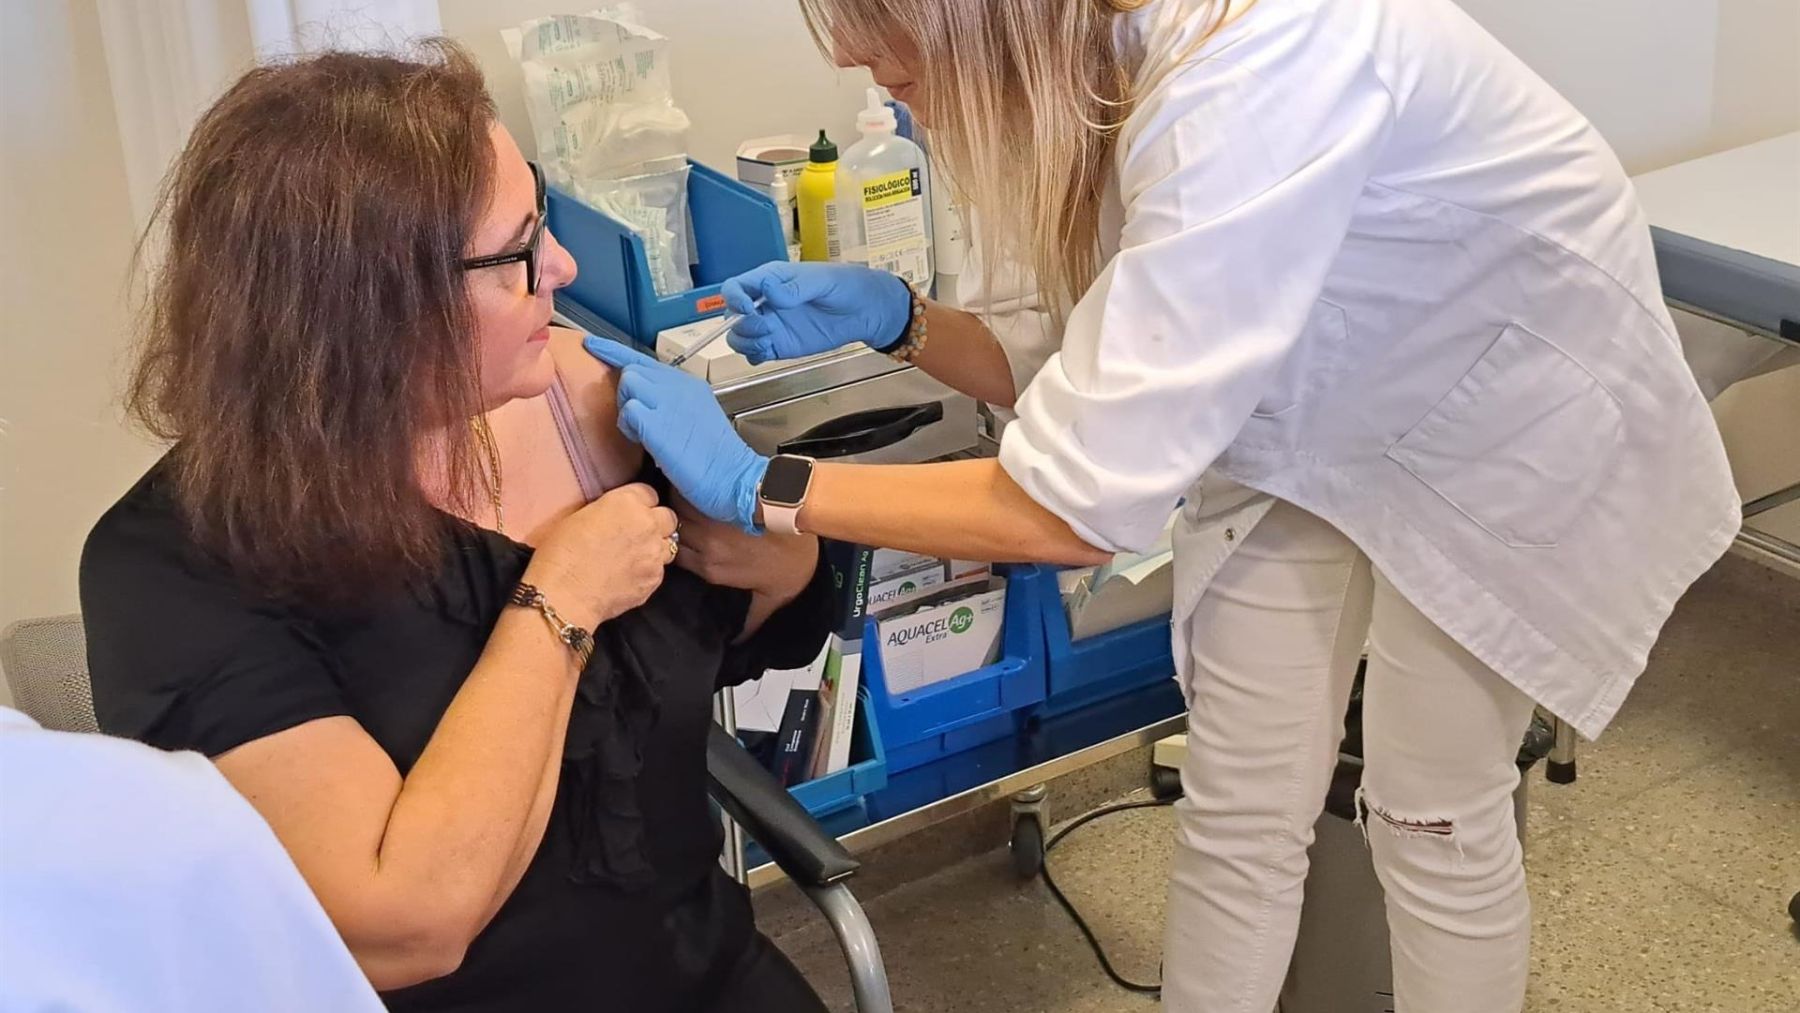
{"left": 79, "top": 458, "right": 833, "bottom": 1012}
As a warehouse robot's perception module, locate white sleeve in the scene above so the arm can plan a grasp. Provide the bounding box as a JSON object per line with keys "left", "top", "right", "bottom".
{"left": 952, "top": 212, "right": 1060, "bottom": 398}
{"left": 0, "top": 726, "right": 386, "bottom": 1013}
{"left": 998, "top": 49, "right": 1394, "bottom": 552}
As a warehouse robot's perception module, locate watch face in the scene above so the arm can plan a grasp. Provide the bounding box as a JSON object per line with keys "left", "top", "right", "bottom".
{"left": 762, "top": 455, "right": 814, "bottom": 505}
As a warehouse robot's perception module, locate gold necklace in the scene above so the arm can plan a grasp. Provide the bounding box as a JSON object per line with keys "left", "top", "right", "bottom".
{"left": 470, "top": 414, "right": 505, "bottom": 534}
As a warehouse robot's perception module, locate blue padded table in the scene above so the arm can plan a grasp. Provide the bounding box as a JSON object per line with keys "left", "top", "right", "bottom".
{"left": 1635, "top": 132, "right": 1800, "bottom": 560}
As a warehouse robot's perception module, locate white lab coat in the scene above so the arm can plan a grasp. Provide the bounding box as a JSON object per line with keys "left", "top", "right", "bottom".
{"left": 0, "top": 709, "right": 385, "bottom": 1012}
{"left": 988, "top": 0, "right": 1739, "bottom": 738}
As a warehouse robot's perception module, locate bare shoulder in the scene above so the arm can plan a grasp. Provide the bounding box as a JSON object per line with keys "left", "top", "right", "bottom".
{"left": 546, "top": 326, "right": 614, "bottom": 392}
{"left": 546, "top": 328, "right": 644, "bottom": 487}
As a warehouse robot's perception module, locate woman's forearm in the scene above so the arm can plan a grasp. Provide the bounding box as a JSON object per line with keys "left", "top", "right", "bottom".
{"left": 220, "top": 606, "right": 585, "bottom": 990}
{"left": 368, "top": 610, "right": 582, "bottom": 974}
{"left": 477, "top": 718, "right": 572, "bottom": 930}
{"left": 907, "top": 301, "right": 1019, "bottom": 408}
{"left": 797, "top": 458, "right": 1109, "bottom": 566}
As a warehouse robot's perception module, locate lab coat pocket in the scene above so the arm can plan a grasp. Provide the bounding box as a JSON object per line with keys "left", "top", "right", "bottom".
{"left": 1385, "top": 323, "right": 1622, "bottom": 549}
{"left": 1251, "top": 300, "right": 1349, "bottom": 418}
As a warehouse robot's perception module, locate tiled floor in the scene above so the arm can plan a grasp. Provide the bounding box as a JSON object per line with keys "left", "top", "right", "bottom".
{"left": 762, "top": 554, "right": 1800, "bottom": 1011}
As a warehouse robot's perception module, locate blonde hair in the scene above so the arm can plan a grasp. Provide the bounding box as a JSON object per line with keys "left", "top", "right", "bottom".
{"left": 799, "top": 0, "right": 1234, "bottom": 323}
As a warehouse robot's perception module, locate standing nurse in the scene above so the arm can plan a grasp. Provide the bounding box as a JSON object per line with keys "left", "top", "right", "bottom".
{"left": 588, "top": 0, "right": 1740, "bottom": 1009}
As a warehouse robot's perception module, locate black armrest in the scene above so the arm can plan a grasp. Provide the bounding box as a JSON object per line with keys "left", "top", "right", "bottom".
{"left": 706, "top": 723, "right": 861, "bottom": 888}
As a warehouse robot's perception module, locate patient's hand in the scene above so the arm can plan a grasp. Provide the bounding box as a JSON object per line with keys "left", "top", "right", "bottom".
{"left": 670, "top": 493, "right": 817, "bottom": 604}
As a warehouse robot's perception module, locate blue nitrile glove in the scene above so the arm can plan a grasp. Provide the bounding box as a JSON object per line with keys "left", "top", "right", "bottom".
{"left": 720, "top": 261, "right": 912, "bottom": 365}
{"left": 582, "top": 337, "right": 769, "bottom": 533}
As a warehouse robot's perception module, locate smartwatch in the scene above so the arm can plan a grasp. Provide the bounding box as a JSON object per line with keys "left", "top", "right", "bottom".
{"left": 758, "top": 454, "right": 815, "bottom": 535}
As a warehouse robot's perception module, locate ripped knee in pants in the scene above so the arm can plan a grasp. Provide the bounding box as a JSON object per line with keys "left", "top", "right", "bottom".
{"left": 1353, "top": 791, "right": 1454, "bottom": 842}
{"left": 1354, "top": 787, "right": 1458, "bottom": 844}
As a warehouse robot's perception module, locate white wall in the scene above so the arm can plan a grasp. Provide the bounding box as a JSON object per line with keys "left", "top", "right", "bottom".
{"left": 1454, "top": 0, "right": 1800, "bottom": 174}
{"left": 436, "top": 0, "right": 875, "bottom": 173}
{"left": 0, "top": 0, "right": 161, "bottom": 706}
{"left": 1710, "top": 0, "right": 1800, "bottom": 153}
{"left": 1455, "top": 0, "right": 1725, "bottom": 173}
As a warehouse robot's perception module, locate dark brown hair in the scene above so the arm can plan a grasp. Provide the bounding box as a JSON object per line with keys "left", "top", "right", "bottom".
{"left": 127, "top": 39, "right": 497, "bottom": 609}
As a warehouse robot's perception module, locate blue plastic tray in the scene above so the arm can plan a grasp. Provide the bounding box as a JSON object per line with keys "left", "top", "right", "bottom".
{"left": 786, "top": 687, "right": 887, "bottom": 818}
{"left": 740, "top": 688, "right": 884, "bottom": 870}
{"left": 859, "top": 565, "right": 1049, "bottom": 773}
{"left": 1039, "top": 569, "right": 1177, "bottom": 717}
{"left": 546, "top": 159, "right": 785, "bottom": 347}
{"left": 867, "top": 732, "right": 1033, "bottom": 818}
{"left": 867, "top": 677, "right": 1185, "bottom": 822}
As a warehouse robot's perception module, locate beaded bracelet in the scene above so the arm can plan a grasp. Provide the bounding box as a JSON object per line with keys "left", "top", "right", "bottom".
{"left": 883, "top": 281, "right": 929, "bottom": 363}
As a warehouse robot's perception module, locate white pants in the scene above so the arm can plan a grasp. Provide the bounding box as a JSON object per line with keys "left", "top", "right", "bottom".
{"left": 1161, "top": 500, "right": 1537, "bottom": 1013}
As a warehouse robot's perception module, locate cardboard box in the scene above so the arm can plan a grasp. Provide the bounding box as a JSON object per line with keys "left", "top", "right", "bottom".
{"left": 656, "top": 317, "right": 730, "bottom": 377}
{"left": 871, "top": 548, "right": 940, "bottom": 582}
{"left": 1065, "top": 551, "right": 1173, "bottom": 640}
{"left": 875, "top": 583, "right": 1007, "bottom": 696}
{"left": 1060, "top": 512, "right": 1178, "bottom": 639}
{"left": 866, "top": 562, "right": 948, "bottom": 614}
{"left": 947, "top": 559, "right": 990, "bottom": 581}
{"left": 656, "top": 317, "right": 837, "bottom": 385}
{"left": 804, "top": 541, "right": 876, "bottom": 778}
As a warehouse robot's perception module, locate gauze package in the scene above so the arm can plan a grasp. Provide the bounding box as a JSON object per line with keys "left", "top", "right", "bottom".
{"left": 566, "top": 161, "right": 693, "bottom": 301}
{"left": 507, "top": 7, "right": 695, "bottom": 295}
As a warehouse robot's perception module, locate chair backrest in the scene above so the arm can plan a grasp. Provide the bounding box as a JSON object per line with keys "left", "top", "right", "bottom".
{"left": 1, "top": 614, "right": 99, "bottom": 733}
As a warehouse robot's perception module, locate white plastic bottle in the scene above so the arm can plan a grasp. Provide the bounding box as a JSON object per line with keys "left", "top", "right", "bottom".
{"left": 840, "top": 88, "right": 933, "bottom": 289}
{"left": 770, "top": 173, "right": 800, "bottom": 262}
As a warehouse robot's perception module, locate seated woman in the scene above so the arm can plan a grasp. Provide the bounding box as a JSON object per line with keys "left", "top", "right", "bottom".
{"left": 79, "top": 42, "right": 832, "bottom": 1013}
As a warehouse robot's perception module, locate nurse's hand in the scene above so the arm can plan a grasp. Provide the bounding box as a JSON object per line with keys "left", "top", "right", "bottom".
{"left": 722, "top": 261, "right": 912, "bottom": 364}
{"left": 582, "top": 337, "right": 768, "bottom": 532}
{"left": 669, "top": 492, "right": 818, "bottom": 601}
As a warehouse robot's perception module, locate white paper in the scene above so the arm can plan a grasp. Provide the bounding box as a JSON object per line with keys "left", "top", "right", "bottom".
{"left": 1063, "top": 511, "right": 1178, "bottom": 640}
{"left": 1066, "top": 553, "right": 1174, "bottom": 641}
{"left": 730, "top": 641, "right": 828, "bottom": 734}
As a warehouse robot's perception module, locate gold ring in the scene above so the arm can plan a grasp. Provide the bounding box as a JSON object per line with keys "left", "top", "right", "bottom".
{"left": 666, "top": 530, "right": 681, "bottom": 561}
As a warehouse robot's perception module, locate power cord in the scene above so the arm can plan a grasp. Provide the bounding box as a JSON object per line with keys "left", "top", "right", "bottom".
{"left": 1038, "top": 793, "right": 1179, "bottom": 996}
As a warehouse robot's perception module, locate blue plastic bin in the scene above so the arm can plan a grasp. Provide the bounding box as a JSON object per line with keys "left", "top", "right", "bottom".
{"left": 1039, "top": 569, "right": 1177, "bottom": 717}
{"left": 741, "top": 688, "right": 885, "bottom": 870}
{"left": 869, "top": 675, "right": 1184, "bottom": 823}
{"left": 1028, "top": 676, "right": 1185, "bottom": 756}
{"left": 859, "top": 565, "right": 1049, "bottom": 774}
{"left": 785, "top": 687, "right": 888, "bottom": 818}
{"left": 546, "top": 159, "right": 785, "bottom": 347}
{"left": 866, "top": 732, "right": 1032, "bottom": 819}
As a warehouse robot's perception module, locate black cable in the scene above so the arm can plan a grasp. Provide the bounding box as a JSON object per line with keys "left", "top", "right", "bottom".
{"left": 1038, "top": 795, "right": 1178, "bottom": 996}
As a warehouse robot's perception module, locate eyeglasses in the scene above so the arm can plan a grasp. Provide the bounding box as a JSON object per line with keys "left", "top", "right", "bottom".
{"left": 460, "top": 161, "right": 547, "bottom": 295}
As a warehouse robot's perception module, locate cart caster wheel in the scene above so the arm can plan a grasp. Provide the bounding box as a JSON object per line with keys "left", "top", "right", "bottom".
{"left": 1546, "top": 760, "right": 1577, "bottom": 785}
{"left": 1010, "top": 814, "right": 1045, "bottom": 880}
{"left": 1150, "top": 765, "right": 1183, "bottom": 800}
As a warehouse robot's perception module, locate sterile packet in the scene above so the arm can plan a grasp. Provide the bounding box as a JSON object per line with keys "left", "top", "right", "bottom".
{"left": 570, "top": 160, "right": 693, "bottom": 300}
{"left": 507, "top": 7, "right": 696, "bottom": 295}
